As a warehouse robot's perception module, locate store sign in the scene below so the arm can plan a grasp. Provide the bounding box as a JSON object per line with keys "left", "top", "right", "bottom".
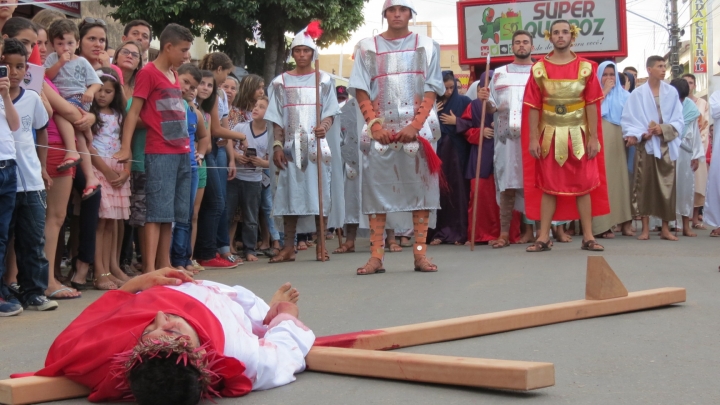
{"left": 460, "top": 1, "right": 620, "bottom": 60}
{"left": 20, "top": 1, "right": 81, "bottom": 18}
{"left": 691, "top": 0, "right": 707, "bottom": 73}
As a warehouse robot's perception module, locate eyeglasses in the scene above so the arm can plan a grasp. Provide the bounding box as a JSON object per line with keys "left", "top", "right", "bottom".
{"left": 118, "top": 48, "right": 140, "bottom": 60}
{"left": 81, "top": 17, "right": 106, "bottom": 27}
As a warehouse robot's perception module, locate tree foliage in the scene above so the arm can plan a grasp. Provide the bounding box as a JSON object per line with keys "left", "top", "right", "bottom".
{"left": 99, "top": 0, "right": 366, "bottom": 82}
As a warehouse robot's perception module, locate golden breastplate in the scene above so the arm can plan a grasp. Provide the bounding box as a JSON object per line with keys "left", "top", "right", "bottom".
{"left": 533, "top": 61, "right": 595, "bottom": 166}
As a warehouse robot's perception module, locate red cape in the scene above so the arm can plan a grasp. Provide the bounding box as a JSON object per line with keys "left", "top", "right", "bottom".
{"left": 521, "top": 56, "right": 610, "bottom": 221}
{"left": 25, "top": 287, "right": 253, "bottom": 402}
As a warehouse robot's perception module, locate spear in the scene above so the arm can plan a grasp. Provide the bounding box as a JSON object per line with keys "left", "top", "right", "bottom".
{"left": 308, "top": 21, "right": 326, "bottom": 261}
{"left": 470, "top": 52, "right": 491, "bottom": 251}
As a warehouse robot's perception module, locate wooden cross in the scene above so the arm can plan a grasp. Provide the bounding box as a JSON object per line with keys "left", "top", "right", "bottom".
{"left": 0, "top": 257, "right": 686, "bottom": 405}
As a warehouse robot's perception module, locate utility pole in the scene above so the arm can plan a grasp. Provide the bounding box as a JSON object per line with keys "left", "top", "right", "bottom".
{"left": 669, "top": 0, "right": 682, "bottom": 78}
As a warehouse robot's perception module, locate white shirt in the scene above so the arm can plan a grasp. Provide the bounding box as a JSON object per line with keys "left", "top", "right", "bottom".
{"left": 218, "top": 89, "right": 229, "bottom": 120}
{"left": 168, "top": 281, "right": 315, "bottom": 391}
{"left": 0, "top": 89, "right": 49, "bottom": 192}
{"left": 0, "top": 103, "right": 15, "bottom": 161}
{"left": 233, "top": 121, "right": 268, "bottom": 182}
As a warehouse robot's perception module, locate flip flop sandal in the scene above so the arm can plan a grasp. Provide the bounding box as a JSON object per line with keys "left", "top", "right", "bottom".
{"left": 47, "top": 287, "right": 81, "bottom": 300}
{"left": 581, "top": 240, "right": 605, "bottom": 251}
{"left": 82, "top": 185, "right": 101, "bottom": 200}
{"left": 526, "top": 241, "right": 552, "bottom": 252}
{"left": 711, "top": 230, "right": 720, "bottom": 237}
{"left": 693, "top": 223, "right": 707, "bottom": 230}
{"left": 262, "top": 247, "right": 280, "bottom": 258}
{"left": 269, "top": 252, "right": 296, "bottom": 264}
{"left": 57, "top": 156, "right": 82, "bottom": 172}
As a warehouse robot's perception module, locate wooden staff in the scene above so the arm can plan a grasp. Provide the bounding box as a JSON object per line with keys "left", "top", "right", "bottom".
{"left": 470, "top": 53, "right": 492, "bottom": 251}
{"left": 315, "top": 58, "right": 326, "bottom": 261}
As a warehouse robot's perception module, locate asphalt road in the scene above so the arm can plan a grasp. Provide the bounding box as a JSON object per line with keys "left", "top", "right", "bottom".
{"left": 1, "top": 230, "right": 718, "bottom": 405}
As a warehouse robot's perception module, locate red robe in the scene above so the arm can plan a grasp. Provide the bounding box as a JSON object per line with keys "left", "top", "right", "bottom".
{"left": 521, "top": 54, "right": 610, "bottom": 221}
{"left": 461, "top": 104, "right": 522, "bottom": 243}
{"left": 20, "top": 287, "right": 253, "bottom": 402}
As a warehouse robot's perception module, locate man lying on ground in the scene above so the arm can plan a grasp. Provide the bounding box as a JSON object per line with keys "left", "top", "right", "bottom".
{"left": 22, "top": 269, "right": 314, "bottom": 404}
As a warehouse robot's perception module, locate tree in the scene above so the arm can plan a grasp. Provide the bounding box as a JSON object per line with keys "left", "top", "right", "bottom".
{"left": 99, "top": 0, "right": 366, "bottom": 82}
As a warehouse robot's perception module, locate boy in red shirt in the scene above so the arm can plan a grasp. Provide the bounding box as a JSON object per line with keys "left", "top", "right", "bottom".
{"left": 115, "top": 24, "right": 194, "bottom": 272}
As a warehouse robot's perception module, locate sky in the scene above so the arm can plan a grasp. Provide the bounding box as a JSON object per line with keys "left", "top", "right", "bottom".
{"left": 320, "top": 0, "right": 692, "bottom": 78}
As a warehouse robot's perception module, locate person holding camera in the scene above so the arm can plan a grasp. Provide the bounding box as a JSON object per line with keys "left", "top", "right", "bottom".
{"left": 228, "top": 96, "right": 270, "bottom": 262}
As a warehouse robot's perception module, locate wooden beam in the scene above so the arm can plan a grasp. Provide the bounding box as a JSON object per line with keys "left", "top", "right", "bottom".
{"left": 0, "top": 376, "right": 90, "bottom": 405}
{"left": 0, "top": 346, "right": 556, "bottom": 404}
{"left": 314, "top": 288, "right": 686, "bottom": 350}
{"left": 306, "top": 346, "right": 555, "bottom": 391}
{"left": 585, "top": 256, "right": 628, "bottom": 300}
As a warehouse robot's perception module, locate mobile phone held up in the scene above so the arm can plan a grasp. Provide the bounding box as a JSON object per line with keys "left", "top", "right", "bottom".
{"left": 0, "top": 66, "right": 7, "bottom": 78}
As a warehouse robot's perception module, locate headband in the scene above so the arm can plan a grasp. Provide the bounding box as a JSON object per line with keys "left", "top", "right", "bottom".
{"left": 101, "top": 73, "right": 118, "bottom": 82}
{"left": 543, "top": 23, "right": 581, "bottom": 41}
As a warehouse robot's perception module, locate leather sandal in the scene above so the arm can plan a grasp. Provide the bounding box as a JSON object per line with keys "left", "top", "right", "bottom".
{"left": 357, "top": 258, "right": 385, "bottom": 275}
{"left": 413, "top": 256, "right": 438, "bottom": 272}
{"left": 581, "top": 239, "right": 605, "bottom": 251}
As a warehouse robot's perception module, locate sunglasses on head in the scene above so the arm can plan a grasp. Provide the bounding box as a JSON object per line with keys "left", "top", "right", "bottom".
{"left": 81, "top": 17, "right": 106, "bottom": 27}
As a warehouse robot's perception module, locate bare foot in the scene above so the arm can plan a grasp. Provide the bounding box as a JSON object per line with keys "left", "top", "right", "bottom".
{"left": 621, "top": 223, "right": 635, "bottom": 236}
{"left": 184, "top": 264, "right": 200, "bottom": 275}
{"left": 517, "top": 232, "right": 535, "bottom": 244}
{"left": 107, "top": 273, "right": 128, "bottom": 287}
{"left": 637, "top": 232, "right": 650, "bottom": 240}
{"left": 429, "top": 238, "right": 442, "bottom": 245}
{"left": 246, "top": 254, "right": 259, "bottom": 262}
{"left": 110, "top": 265, "right": 132, "bottom": 283}
{"left": 555, "top": 231, "right": 572, "bottom": 243}
{"left": 269, "top": 282, "right": 300, "bottom": 306}
{"left": 660, "top": 230, "right": 679, "bottom": 241}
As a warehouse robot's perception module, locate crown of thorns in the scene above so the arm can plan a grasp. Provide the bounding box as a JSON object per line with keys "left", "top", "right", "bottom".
{"left": 112, "top": 335, "right": 221, "bottom": 400}
{"left": 543, "top": 23, "right": 581, "bottom": 41}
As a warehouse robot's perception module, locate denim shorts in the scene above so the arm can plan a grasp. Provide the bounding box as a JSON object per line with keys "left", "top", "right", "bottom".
{"left": 65, "top": 94, "right": 92, "bottom": 112}
{"left": 145, "top": 154, "right": 191, "bottom": 224}
{"left": 129, "top": 171, "right": 147, "bottom": 227}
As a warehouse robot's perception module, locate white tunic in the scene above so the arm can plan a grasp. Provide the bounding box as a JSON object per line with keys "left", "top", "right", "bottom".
{"left": 349, "top": 33, "right": 444, "bottom": 218}
{"left": 703, "top": 91, "right": 720, "bottom": 227}
{"left": 488, "top": 63, "right": 531, "bottom": 193}
{"left": 676, "top": 118, "right": 704, "bottom": 218}
{"left": 169, "top": 281, "right": 315, "bottom": 391}
{"left": 265, "top": 71, "right": 345, "bottom": 230}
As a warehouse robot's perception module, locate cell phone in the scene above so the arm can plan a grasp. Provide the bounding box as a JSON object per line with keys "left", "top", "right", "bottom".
{"left": 246, "top": 148, "right": 257, "bottom": 158}
{"left": 0, "top": 66, "right": 7, "bottom": 78}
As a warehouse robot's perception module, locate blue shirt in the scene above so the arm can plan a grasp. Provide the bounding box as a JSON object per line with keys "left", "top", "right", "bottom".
{"left": 185, "top": 100, "right": 198, "bottom": 168}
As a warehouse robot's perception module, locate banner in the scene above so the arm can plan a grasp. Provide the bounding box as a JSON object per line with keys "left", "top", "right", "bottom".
{"left": 691, "top": 0, "right": 707, "bottom": 73}
{"left": 462, "top": 1, "right": 620, "bottom": 59}
{"left": 19, "top": 1, "right": 81, "bottom": 18}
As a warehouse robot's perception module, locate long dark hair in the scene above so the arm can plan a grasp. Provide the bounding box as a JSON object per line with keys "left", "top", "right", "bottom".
{"left": 76, "top": 19, "right": 108, "bottom": 56}
{"left": 197, "top": 70, "right": 217, "bottom": 115}
{"left": 90, "top": 67, "right": 126, "bottom": 136}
